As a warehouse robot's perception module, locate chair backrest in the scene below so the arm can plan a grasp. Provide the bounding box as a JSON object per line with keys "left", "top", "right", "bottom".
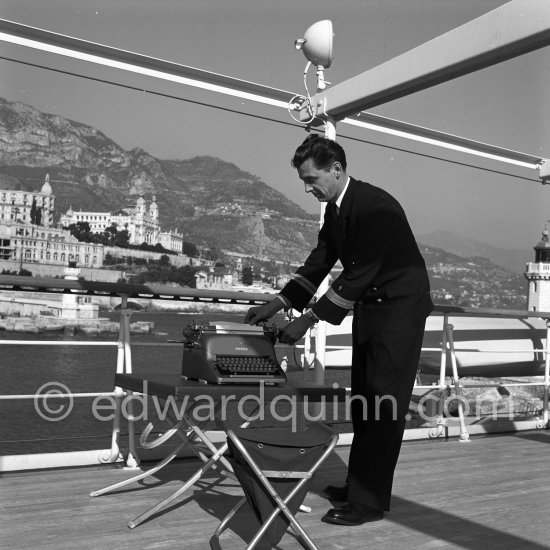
{"left": 228, "top": 422, "right": 337, "bottom": 473}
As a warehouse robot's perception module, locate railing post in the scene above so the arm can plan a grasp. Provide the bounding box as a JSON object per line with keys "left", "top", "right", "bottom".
{"left": 123, "top": 296, "right": 139, "bottom": 467}
{"left": 102, "top": 295, "right": 128, "bottom": 464}
{"left": 122, "top": 303, "right": 133, "bottom": 375}
{"left": 446, "top": 323, "right": 470, "bottom": 442}
{"left": 311, "top": 116, "right": 338, "bottom": 387}
{"left": 430, "top": 313, "right": 449, "bottom": 438}
{"left": 108, "top": 295, "right": 140, "bottom": 468}
{"left": 307, "top": 116, "right": 337, "bottom": 419}
{"left": 537, "top": 317, "right": 550, "bottom": 429}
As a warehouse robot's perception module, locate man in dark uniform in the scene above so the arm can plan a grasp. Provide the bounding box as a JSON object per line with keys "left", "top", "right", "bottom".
{"left": 245, "top": 135, "right": 433, "bottom": 526}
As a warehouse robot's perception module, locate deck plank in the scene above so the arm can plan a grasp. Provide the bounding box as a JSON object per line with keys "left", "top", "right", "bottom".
{"left": 1, "top": 432, "right": 550, "bottom": 549}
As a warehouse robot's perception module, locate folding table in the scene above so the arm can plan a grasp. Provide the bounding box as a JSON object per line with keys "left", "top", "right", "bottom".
{"left": 90, "top": 373, "right": 346, "bottom": 533}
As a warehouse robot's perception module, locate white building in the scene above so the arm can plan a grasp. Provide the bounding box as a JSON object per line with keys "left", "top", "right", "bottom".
{"left": 525, "top": 227, "right": 550, "bottom": 312}
{"left": 58, "top": 194, "right": 183, "bottom": 253}
{"left": 0, "top": 175, "right": 104, "bottom": 268}
{"left": 159, "top": 228, "right": 184, "bottom": 255}
{"left": 195, "top": 266, "right": 239, "bottom": 289}
{"left": 0, "top": 222, "right": 104, "bottom": 268}
{"left": 0, "top": 174, "right": 55, "bottom": 227}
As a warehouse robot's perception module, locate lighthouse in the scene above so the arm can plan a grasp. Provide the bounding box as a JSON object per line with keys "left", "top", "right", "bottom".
{"left": 525, "top": 227, "right": 550, "bottom": 311}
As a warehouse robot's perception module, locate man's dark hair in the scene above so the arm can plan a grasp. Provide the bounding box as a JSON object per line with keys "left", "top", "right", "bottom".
{"left": 291, "top": 134, "right": 347, "bottom": 171}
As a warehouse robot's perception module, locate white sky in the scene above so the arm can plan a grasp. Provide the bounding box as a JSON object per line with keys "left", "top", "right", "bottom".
{"left": 1, "top": 0, "right": 549, "bottom": 251}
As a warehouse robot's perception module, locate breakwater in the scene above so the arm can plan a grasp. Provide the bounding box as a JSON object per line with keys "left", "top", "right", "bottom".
{"left": 0, "top": 315, "right": 154, "bottom": 335}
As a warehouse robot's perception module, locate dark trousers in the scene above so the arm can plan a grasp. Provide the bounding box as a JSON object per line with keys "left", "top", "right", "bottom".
{"left": 346, "top": 321, "right": 426, "bottom": 511}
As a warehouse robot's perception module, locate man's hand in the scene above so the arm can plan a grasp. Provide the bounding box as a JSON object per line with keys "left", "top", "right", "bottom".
{"left": 278, "top": 315, "right": 314, "bottom": 345}
{"left": 244, "top": 299, "right": 283, "bottom": 325}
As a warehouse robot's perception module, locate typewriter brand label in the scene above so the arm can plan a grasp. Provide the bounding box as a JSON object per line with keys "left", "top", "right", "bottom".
{"left": 235, "top": 346, "right": 249, "bottom": 351}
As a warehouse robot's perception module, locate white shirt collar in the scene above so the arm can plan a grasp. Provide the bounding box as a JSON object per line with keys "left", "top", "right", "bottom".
{"left": 334, "top": 176, "right": 350, "bottom": 210}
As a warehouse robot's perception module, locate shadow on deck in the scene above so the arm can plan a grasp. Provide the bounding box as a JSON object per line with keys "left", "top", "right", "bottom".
{"left": 1, "top": 431, "right": 550, "bottom": 549}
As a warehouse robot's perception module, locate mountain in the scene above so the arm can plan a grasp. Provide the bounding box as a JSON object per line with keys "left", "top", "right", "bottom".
{"left": 0, "top": 97, "right": 317, "bottom": 262}
{"left": 419, "top": 244, "right": 527, "bottom": 310}
{"left": 417, "top": 230, "right": 529, "bottom": 274}
{"left": 0, "top": 97, "right": 530, "bottom": 309}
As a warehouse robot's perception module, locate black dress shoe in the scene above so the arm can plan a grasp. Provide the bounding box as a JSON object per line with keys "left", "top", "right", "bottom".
{"left": 323, "top": 484, "right": 348, "bottom": 501}
{"left": 322, "top": 502, "right": 384, "bottom": 526}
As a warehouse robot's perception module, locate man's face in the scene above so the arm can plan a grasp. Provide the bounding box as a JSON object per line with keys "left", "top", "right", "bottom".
{"left": 297, "top": 158, "right": 340, "bottom": 203}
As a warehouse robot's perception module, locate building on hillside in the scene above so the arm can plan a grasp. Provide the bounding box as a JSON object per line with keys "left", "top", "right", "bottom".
{"left": 0, "top": 175, "right": 104, "bottom": 269}
{"left": 525, "top": 226, "right": 550, "bottom": 311}
{"left": 58, "top": 194, "right": 183, "bottom": 253}
{"left": 159, "top": 228, "right": 184, "bottom": 255}
{"left": 0, "top": 222, "right": 104, "bottom": 268}
{"left": 273, "top": 273, "right": 291, "bottom": 289}
{"left": 0, "top": 175, "right": 55, "bottom": 227}
{"left": 195, "top": 266, "right": 240, "bottom": 289}
{"left": 194, "top": 263, "right": 278, "bottom": 293}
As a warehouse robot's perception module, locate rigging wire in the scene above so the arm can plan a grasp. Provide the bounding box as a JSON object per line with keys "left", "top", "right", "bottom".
{"left": 0, "top": 55, "right": 542, "bottom": 185}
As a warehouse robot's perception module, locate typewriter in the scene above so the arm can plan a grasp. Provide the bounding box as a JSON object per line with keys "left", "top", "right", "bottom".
{"left": 180, "top": 321, "right": 287, "bottom": 385}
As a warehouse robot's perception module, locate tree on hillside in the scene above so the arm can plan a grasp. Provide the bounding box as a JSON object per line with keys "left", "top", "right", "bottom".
{"left": 129, "top": 264, "right": 198, "bottom": 287}
{"left": 30, "top": 198, "right": 42, "bottom": 226}
{"left": 182, "top": 241, "right": 199, "bottom": 258}
{"left": 68, "top": 221, "right": 93, "bottom": 242}
{"left": 104, "top": 223, "right": 119, "bottom": 246}
{"left": 30, "top": 198, "right": 37, "bottom": 224}
{"left": 113, "top": 229, "right": 130, "bottom": 247}
{"left": 203, "top": 248, "right": 220, "bottom": 262}
{"left": 242, "top": 266, "right": 253, "bottom": 285}
{"left": 90, "top": 223, "right": 130, "bottom": 247}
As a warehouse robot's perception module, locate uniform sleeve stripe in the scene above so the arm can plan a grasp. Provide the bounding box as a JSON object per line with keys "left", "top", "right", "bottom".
{"left": 275, "top": 294, "right": 291, "bottom": 308}
{"left": 326, "top": 287, "right": 355, "bottom": 310}
{"left": 292, "top": 274, "right": 317, "bottom": 295}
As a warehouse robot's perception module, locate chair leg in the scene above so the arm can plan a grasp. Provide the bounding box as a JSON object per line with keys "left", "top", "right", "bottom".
{"left": 214, "top": 427, "right": 339, "bottom": 550}
{"left": 210, "top": 481, "right": 317, "bottom": 550}
{"left": 128, "top": 441, "right": 230, "bottom": 528}
{"left": 227, "top": 432, "right": 338, "bottom": 550}
{"left": 210, "top": 497, "right": 247, "bottom": 549}
{"left": 245, "top": 476, "right": 318, "bottom": 550}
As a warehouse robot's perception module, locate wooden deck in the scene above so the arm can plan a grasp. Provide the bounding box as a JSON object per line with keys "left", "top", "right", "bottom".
{"left": 1, "top": 431, "right": 550, "bottom": 549}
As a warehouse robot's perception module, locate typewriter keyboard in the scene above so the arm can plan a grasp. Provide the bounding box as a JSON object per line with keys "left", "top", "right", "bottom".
{"left": 215, "top": 355, "right": 281, "bottom": 376}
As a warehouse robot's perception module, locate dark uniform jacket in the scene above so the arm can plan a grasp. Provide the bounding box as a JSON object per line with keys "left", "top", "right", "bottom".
{"left": 279, "top": 177, "right": 433, "bottom": 343}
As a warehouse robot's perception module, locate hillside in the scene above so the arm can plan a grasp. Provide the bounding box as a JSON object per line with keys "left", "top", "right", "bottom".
{"left": 418, "top": 230, "right": 528, "bottom": 274}
{"left": 0, "top": 97, "right": 529, "bottom": 308}
{"left": 0, "top": 97, "right": 316, "bottom": 262}
{"left": 420, "top": 245, "right": 527, "bottom": 309}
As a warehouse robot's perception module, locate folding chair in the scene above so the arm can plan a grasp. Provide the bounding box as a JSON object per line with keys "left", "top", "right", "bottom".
{"left": 210, "top": 422, "right": 338, "bottom": 550}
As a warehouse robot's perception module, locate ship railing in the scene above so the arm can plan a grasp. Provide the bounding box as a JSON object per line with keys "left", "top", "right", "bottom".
{"left": 302, "top": 303, "right": 550, "bottom": 443}
{"left": 0, "top": 275, "right": 276, "bottom": 471}
{"left": 418, "top": 305, "right": 550, "bottom": 443}
{"left": 0, "top": 274, "right": 549, "bottom": 471}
